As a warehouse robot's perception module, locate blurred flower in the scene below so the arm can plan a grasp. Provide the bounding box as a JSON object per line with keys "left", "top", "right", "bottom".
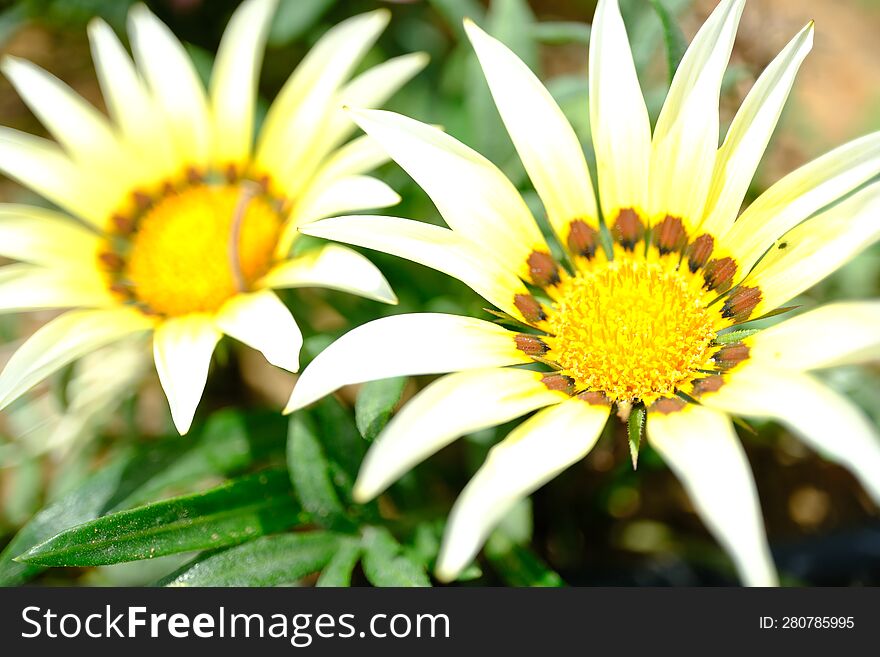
{"left": 287, "top": 0, "right": 880, "bottom": 585}
{"left": 0, "top": 0, "right": 427, "bottom": 433}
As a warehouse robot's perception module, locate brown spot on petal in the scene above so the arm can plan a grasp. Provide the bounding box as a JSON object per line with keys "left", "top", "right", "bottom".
{"left": 686, "top": 233, "right": 714, "bottom": 272}
{"left": 541, "top": 373, "right": 575, "bottom": 395}
{"left": 132, "top": 190, "right": 152, "bottom": 211}
{"left": 225, "top": 163, "right": 239, "bottom": 183}
{"left": 650, "top": 397, "right": 687, "bottom": 414}
{"left": 703, "top": 257, "right": 737, "bottom": 293}
{"left": 514, "top": 293, "right": 547, "bottom": 324}
{"left": 611, "top": 209, "right": 645, "bottom": 251}
{"left": 722, "top": 286, "right": 762, "bottom": 323}
{"left": 186, "top": 166, "right": 203, "bottom": 185}
{"left": 515, "top": 334, "right": 549, "bottom": 356}
{"left": 713, "top": 343, "right": 750, "bottom": 369}
{"left": 652, "top": 215, "right": 688, "bottom": 255}
{"left": 567, "top": 220, "right": 599, "bottom": 259}
{"left": 527, "top": 251, "right": 561, "bottom": 287}
{"left": 112, "top": 213, "right": 135, "bottom": 235}
{"left": 98, "top": 252, "right": 125, "bottom": 271}
{"left": 691, "top": 375, "right": 725, "bottom": 395}
{"left": 577, "top": 391, "right": 611, "bottom": 407}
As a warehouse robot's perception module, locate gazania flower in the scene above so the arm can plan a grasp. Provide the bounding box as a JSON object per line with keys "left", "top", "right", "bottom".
{"left": 0, "top": 0, "right": 427, "bottom": 433}
{"left": 286, "top": 0, "right": 880, "bottom": 585}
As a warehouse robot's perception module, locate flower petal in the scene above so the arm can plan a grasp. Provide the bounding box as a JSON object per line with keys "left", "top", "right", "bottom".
{"left": 152, "top": 314, "right": 221, "bottom": 434}
{"left": 290, "top": 175, "right": 401, "bottom": 228}
{"left": 0, "top": 307, "right": 153, "bottom": 410}
{"left": 210, "top": 0, "right": 277, "bottom": 167}
{"left": 0, "top": 263, "right": 114, "bottom": 313}
{"left": 0, "top": 204, "right": 101, "bottom": 268}
{"left": 589, "top": 0, "right": 651, "bottom": 224}
{"left": 88, "top": 18, "right": 177, "bottom": 180}
{"left": 435, "top": 398, "right": 610, "bottom": 582}
{"left": 284, "top": 313, "right": 530, "bottom": 413}
{"left": 308, "top": 134, "right": 392, "bottom": 185}
{"left": 128, "top": 4, "right": 211, "bottom": 168}
{"left": 700, "top": 22, "right": 814, "bottom": 238}
{"left": 465, "top": 19, "right": 597, "bottom": 237}
{"left": 743, "top": 182, "right": 880, "bottom": 315}
{"left": 347, "top": 108, "right": 547, "bottom": 280}
{"left": 649, "top": 0, "right": 745, "bottom": 229}
{"left": 299, "top": 215, "right": 529, "bottom": 319}
{"left": 647, "top": 404, "right": 777, "bottom": 586}
{"left": 255, "top": 9, "right": 389, "bottom": 191}
{"left": 215, "top": 290, "right": 302, "bottom": 372}
{"left": 0, "top": 127, "right": 116, "bottom": 228}
{"left": 354, "top": 368, "right": 570, "bottom": 501}
{"left": 702, "top": 366, "right": 880, "bottom": 505}
{"left": 721, "top": 131, "right": 880, "bottom": 275}
{"left": 260, "top": 243, "right": 396, "bottom": 305}
{"left": 748, "top": 301, "right": 880, "bottom": 371}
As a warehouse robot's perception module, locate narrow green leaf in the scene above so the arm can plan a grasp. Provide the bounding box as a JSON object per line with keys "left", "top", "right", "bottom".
{"left": 19, "top": 469, "right": 303, "bottom": 567}
{"left": 268, "top": 0, "right": 335, "bottom": 47}
{"left": 287, "top": 411, "right": 352, "bottom": 530}
{"left": 355, "top": 377, "right": 407, "bottom": 442}
{"left": 628, "top": 404, "right": 646, "bottom": 469}
{"left": 0, "top": 409, "right": 286, "bottom": 585}
{"left": 160, "top": 532, "right": 343, "bottom": 587}
{"left": 315, "top": 539, "right": 361, "bottom": 587}
{"left": 715, "top": 328, "right": 760, "bottom": 344}
{"left": 531, "top": 21, "right": 591, "bottom": 45}
{"left": 485, "top": 533, "right": 564, "bottom": 587}
{"left": 361, "top": 527, "right": 431, "bottom": 587}
{"left": 649, "top": 0, "right": 688, "bottom": 83}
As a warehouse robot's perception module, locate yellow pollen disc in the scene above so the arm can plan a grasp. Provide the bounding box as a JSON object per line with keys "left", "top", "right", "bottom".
{"left": 545, "top": 255, "right": 720, "bottom": 405}
{"left": 124, "top": 185, "right": 282, "bottom": 316}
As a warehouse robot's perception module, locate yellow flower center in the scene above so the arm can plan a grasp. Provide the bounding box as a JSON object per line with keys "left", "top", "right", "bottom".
{"left": 116, "top": 183, "right": 282, "bottom": 317}
{"left": 545, "top": 254, "right": 721, "bottom": 405}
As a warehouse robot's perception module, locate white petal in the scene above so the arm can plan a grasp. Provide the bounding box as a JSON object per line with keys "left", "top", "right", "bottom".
{"left": 152, "top": 314, "right": 221, "bottom": 434}
{"left": 702, "top": 365, "right": 880, "bottom": 505}
{"left": 0, "top": 263, "right": 114, "bottom": 313}
{"left": 260, "top": 243, "right": 396, "bottom": 305}
{"left": 291, "top": 175, "right": 400, "bottom": 227}
{"left": 0, "top": 204, "right": 101, "bottom": 268}
{"left": 465, "top": 19, "right": 597, "bottom": 236}
{"left": 354, "top": 368, "right": 570, "bottom": 501}
{"left": 128, "top": 4, "right": 211, "bottom": 167}
{"left": 647, "top": 404, "right": 777, "bottom": 586}
{"left": 743, "top": 182, "right": 880, "bottom": 315}
{"left": 215, "top": 290, "right": 302, "bottom": 372}
{"left": 284, "top": 313, "right": 531, "bottom": 413}
{"left": 649, "top": 0, "right": 745, "bottom": 229}
{"left": 721, "top": 131, "right": 880, "bottom": 275}
{"left": 589, "top": 0, "right": 651, "bottom": 223}
{"left": 210, "top": 0, "right": 277, "bottom": 166}
{"left": 748, "top": 301, "right": 880, "bottom": 371}
{"left": 0, "top": 127, "right": 117, "bottom": 228}
{"left": 299, "top": 215, "right": 529, "bottom": 319}
{"left": 700, "top": 22, "right": 813, "bottom": 237}
{"left": 1, "top": 56, "right": 129, "bottom": 174}
{"left": 435, "top": 398, "right": 610, "bottom": 582}
{"left": 255, "top": 9, "right": 389, "bottom": 191}
{"left": 347, "top": 109, "right": 547, "bottom": 280}
{"left": 308, "top": 134, "right": 392, "bottom": 185}
{"left": 88, "top": 18, "right": 177, "bottom": 180}
{"left": 0, "top": 307, "right": 153, "bottom": 410}
{"left": 320, "top": 52, "right": 429, "bottom": 152}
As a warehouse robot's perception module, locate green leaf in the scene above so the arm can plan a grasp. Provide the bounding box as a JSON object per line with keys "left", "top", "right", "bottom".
{"left": 160, "top": 532, "right": 343, "bottom": 587}
{"left": 19, "top": 469, "right": 304, "bottom": 567}
{"left": 428, "top": 0, "right": 486, "bottom": 38}
{"left": 628, "top": 404, "right": 646, "bottom": 469}
{"left": 361, "top": 527, "right": 431, "bottom": 587}
{"left": 287, "top": 411, "right": 352, "bottom": 530}
{"left": 268, "top": 0, "right": 335, "bottom": 47}
{"left": 315, "top": 539, "right": 361, "bottom": 587}
{"left": 355, "top": 376, "right": 407, "bottom": 442}
{"left": 485, "top": 533, "right": 564, "bottom": 587}
{"left": 531, "top": 21, "right": 591, "bottom": 45}
{"left": 715, "top": 328, "right": 760, "bottom": 344}
{"left": 0, "top": 409, "right": 286, "bottom": 585}
{"left": 649, "top": 0, "right": 688, "bottom": 83}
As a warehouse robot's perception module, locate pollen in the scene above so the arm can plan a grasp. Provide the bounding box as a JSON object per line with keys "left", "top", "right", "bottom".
{"left": 544, "top": 254, "right": 722, "bottom": 405}
{"left": 119, "top": 184, "right": 282, "bottom": 317}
